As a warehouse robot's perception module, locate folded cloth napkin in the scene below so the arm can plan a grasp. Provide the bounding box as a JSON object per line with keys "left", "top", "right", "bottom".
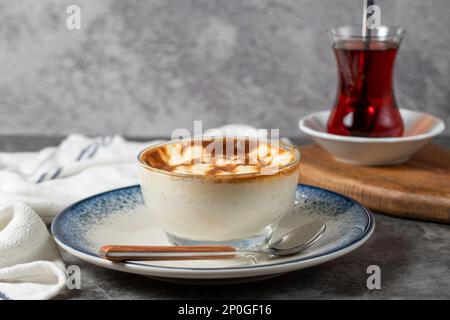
{"left": 0, "top": 134, "right": 159, "bottom": 299}
{"left": 0, "top": 203, "right": 66, "bottom": 300}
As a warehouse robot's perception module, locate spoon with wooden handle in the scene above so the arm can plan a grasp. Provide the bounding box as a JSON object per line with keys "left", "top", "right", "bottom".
{"left": 99, "top": 220, "right": 326, "bottom": 262}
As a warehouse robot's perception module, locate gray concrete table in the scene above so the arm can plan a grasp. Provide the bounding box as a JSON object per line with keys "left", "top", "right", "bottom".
{"left": 1, "top": 135, "right": 449, "bottom": 300}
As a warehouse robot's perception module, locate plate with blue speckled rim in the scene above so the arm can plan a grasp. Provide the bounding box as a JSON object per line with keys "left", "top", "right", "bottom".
{"left": 51, "top": 184, "right": 374, "bottom": 282}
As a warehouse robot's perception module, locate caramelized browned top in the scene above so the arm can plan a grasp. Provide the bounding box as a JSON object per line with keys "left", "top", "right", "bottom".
{"left": 141, "top": 138, "right": 297, "bottom": 176}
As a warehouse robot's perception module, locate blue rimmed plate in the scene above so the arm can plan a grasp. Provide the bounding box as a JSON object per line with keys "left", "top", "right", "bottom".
{"left": 51, "top": 184, "right": 374, "bottom": 282}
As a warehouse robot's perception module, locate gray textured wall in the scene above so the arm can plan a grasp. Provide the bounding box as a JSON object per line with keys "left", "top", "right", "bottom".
{"left": 0, "top": 0, "right": 449, "bottom": 136}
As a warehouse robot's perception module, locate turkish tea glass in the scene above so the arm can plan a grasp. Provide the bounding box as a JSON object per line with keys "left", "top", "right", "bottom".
{"left": 327, "top": 26, "right": 405, "bottom": 137}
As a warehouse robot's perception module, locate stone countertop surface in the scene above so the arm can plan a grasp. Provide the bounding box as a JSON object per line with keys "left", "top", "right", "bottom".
{"left": 1, "top": 135, "right": 449, "bottom": 300}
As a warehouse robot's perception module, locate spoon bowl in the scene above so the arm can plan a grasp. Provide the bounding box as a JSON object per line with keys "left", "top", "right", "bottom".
{"left": 268, "top": 220, "right": 326, "bottom": 256}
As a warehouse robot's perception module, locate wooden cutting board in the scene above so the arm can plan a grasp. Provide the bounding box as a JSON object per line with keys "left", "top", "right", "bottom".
{"left": 299, "top": 143, "right": 450, "bottom": 224}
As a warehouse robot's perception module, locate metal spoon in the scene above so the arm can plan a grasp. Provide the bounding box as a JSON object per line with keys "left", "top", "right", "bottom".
{"left": 99, "top": 220, "right": 326, "bottom": 262}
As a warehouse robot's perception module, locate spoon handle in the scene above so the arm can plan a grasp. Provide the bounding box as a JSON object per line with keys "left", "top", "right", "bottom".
{"left": 99, "top": 245, "right": 237, "bottom": 262}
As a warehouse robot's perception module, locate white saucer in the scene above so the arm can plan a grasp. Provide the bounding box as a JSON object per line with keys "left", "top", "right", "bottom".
{"left": 299, "top": 109, "right": 445, "bottom": 165}
{"left": 52, "top": 184, "right": 374, "bottom": 283}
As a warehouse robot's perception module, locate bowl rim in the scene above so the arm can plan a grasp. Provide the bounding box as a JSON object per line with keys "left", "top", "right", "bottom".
{"left": 137, "top": 136, "right": 301, "bottom": 179}
{"left": 299, "top": 109, "right": 445, "bottom": 143}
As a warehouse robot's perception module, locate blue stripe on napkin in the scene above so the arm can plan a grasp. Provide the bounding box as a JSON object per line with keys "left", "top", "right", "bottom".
{"left": 49, "top": 167, "right": 62, "bottom": 180}
{"left": 0, "top": 290, "right": 10, "bottom": 300}
{"left": 76, "top": 144, "right": 92, "bottom": 161}
{"left": 87, "top": 142, "right": 99, "bottom": 159}
{"left": 76, "top": 136, "right": 113, "bottom": 161}
{"left": 36, "top": 172, "right": 48, "bottom": 183}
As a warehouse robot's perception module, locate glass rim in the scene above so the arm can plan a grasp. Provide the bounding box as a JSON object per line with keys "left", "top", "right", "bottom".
{"left": 137, "top": 136, "right": 301, "bottom": 179}
{"left": 328, "top": 25, "right": 405, "bottom": 42}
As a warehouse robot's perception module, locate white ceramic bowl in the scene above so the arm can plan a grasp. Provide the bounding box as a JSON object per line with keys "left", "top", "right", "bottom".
{"left": 299, "top": 109, "right": 445, "bottom": 166}
{"left": 138, "top": 138, "right": 300, "bottom": 247}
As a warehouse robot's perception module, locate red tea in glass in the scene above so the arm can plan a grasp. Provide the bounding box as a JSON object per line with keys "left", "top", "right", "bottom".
{"left": 327, "top": 26, "right": 405, "bottom": 137}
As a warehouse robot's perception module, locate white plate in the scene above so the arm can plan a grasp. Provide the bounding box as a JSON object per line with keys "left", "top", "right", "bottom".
{"left": 299, "top": 109, "right": 445, "bottom": 165}
{"left": 52, "top": 184, "right": 374, "bottom": 283}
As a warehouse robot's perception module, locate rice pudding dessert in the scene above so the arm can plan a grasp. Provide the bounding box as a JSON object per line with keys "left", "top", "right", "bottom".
{"left": 138, "top": 137, "right": 300, "bottom": 247}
